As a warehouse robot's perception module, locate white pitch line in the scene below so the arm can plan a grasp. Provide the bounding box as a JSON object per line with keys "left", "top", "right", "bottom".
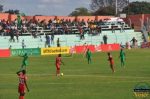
{"left": 0, "top": 74, "right": 150, "bottom": 79}
{"left": 34, "top": 80, "right": 150, "bottom": 84}
{"left": 65, "top": 74, "right": 150, "bottom": 79}
{"left": 47, "top": 83, "right": 73, "bottom": 85}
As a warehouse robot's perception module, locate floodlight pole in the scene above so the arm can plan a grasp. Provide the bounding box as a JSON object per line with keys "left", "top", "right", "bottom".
{"left": 115, "top": 0, "right": 118, "bottom": 16}
{"left": 128, "top": 0, "right": 130, "bottom": 15}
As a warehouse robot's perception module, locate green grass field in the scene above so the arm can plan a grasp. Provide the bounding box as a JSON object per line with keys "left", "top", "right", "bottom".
{"left": 0, "top": 49, "right": 150, "bottom": 99}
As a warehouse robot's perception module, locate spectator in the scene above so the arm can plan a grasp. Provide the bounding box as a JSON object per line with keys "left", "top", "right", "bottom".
{"left": 9, "top": 28, "right": 15, "bottom": 42}
{"left": 111, "top": 25, "right": 115, "bottom": 33}
{"left": 22, "top": 39, "right": 25, "bottom": 49}
{"left": 103, "top": 35, "right": 108, "bottom": 44}
{"left": 9, "top": 45, "right": 12, "bottom": 49}
{"left": 97, "top": 26, "right": 101, "bottom": 34}
{"left": 148, "top": 32, "right": 150, "bottom": 41}
{"left": 15, "top": 29, "right": 19, "bottom": 42}
{"left": 45, "top": 34, "right": 50, "bottom": 47}
{"left": 78, "top": 25, "right": 84, "bottom": 40}
{"left": 126, "top": 42, "right": 131, "bottom": 49}
{"left": 57, "top": 38, "right": 60, "bottom": 47}
{"left": 121, "top": 23, "right": 125, "bottom": 32}
{"left": 131, "top": 23, "right": 134, "bottom": 29}
{"left": 51, "top": 33, "right": 54, "bottom": 44}
{"left": 130, "top": 37, "right": 138, "bottom": 48}
{"left": 0, "top": 25, "right": 3, "bottom": 36}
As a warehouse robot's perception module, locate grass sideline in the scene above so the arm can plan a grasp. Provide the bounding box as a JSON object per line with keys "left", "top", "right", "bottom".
{"left": 0, "top": 49, "right": 150, "bottom": 99}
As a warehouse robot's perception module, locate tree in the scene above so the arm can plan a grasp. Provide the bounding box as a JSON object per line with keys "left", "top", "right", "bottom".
{"left": 93, "top": 6, "right": 115, "bottom": 15}
{"left": 122, "top": 1, "right": 150, "bottom": 15}
{"left": 5, "top": 9, "right": 20, "bottom": 14}
{"left": 90, "top": 0, "right": 128, "bottom": 15}
{"left": 20, "top": 13, "right": 26, "bottom": 16}
{"left": 0, "top": 4, "right": 3, "bottom": 12}
{"left": 69, "top": 7, "right": 91, "bottom": 16}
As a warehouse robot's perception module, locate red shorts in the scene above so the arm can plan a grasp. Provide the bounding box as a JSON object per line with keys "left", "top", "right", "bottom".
{"left": 18, "top": 84, "right": 25, "bottom": 93}
{"left": 56, "top": 64, "right": 60, "bottom": 70}
{"left": 109, "top": 61, "right": 114, "bottom": 65}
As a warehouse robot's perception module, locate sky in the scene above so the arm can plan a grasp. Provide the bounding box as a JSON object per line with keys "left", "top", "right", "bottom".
{"left": 1, "top": 0, "right": 149, "bottom": 16}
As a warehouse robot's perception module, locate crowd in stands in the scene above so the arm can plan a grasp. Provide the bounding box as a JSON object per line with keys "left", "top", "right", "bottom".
{"left": 0, "top": 17, "right": 128, "bottom": 38}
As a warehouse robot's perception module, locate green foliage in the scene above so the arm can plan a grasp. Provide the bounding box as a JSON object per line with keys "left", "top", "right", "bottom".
{"left": 122, "top": 1, "right": 150, "bottom": 15}
{"left": 90, "top": 0, "right": 128, "bottom": 12}
{"left": 20, "top": 13, "right": 26, "bottom": 16}
{"left": 93, "top": 6, "right": 115, "bottom": 15}
{"left": 69, "top": 7, "right": 91, "bottom": 16}
{"left": 0, "top": 49, "right": 150, "bottom": 99}
{"left": 90, "top": 0, "right": 128, "bottom": 16}
{"left": 5, "top": 9, "right": 20, "bottom": 14}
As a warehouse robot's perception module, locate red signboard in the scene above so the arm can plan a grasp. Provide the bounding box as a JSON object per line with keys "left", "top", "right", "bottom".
{"left": 0, "top": 49, "right": 11, "bottom": 58}
{"left": 74, "top": 44, "right": 120, "bottom": 54}
{"left": 141, "top": 42, "right": 150, "bottom": 48}
{"left": 100, "top": 44, "right": 120, "bottom": 52}
{"left": 74, "top": 45, "right": 96, "bottom": 54}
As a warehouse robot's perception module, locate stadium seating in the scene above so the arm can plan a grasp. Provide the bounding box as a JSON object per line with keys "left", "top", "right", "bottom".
{"left": 0, "top": 29, "right": 143, "bottom": 49}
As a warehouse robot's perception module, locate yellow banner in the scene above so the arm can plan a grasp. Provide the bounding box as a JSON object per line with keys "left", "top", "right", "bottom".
{"left": 41, "top": 47, "right": 70, "bottom": 55}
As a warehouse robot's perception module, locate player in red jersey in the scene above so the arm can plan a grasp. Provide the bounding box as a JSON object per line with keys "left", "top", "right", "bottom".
{"left": 55, "top": 54, "right": 64, "bottom": 76}
{"left": 17, "top": 70, "right": 29, "bottom": 99}
{"left": 107, "top": 52, "right": 115, "bottom": 73}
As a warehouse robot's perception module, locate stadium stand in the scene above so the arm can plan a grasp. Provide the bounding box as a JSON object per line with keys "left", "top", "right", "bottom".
{"left": 0, "top": 13, "right": 148, "bottom": 49}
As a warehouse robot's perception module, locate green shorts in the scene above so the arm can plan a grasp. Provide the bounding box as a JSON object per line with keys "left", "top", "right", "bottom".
{"left": 22, "top": 61, "right": 28, "bottom": 66}
{"left": 121, "top": 58, "right": 125, "bottom": 62}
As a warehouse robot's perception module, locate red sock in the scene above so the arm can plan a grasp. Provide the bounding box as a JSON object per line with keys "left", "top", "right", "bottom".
{"left": 56, "top": 70, "right": 60, "bottom": 75}
{"left": 19, "top": 96, "right": 24, "bottom": 99}
{"left": 19, "top": 96, "right": 22, "bottom": 99}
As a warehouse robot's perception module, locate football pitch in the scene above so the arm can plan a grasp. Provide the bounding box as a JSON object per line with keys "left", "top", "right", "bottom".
{"left": 0, "top": 49, "right": 150, "bottom": 99}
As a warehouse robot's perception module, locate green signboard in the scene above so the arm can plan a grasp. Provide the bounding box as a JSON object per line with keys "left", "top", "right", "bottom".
{"left": 11, "top": 48, "right": 41, "bottom": 56}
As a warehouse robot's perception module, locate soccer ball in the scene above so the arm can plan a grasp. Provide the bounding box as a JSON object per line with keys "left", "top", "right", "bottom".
{"left": 60, "top": 73, "right": 64, "bottom": 76}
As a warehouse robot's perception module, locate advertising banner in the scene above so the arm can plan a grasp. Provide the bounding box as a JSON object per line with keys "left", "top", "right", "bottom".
{"left": 74, "top": 44, "right": 120, "bottom": 53}
{"left": 141, "top": 42, "right": 150, "bottom": 48}
{"left": 95, "top": 45, "right": 102, "bottom": 52}
{"left": 100, "top": 44, "right": 120, "bottom": 52}
{"left": 0, "top": 49, "right": 11, "bottom": 58}
{"left": 74, "top": 45, "right": 96, "bottom": 54}
{"left": 11, "top": 48, "right": 41, "bottom": 56}
{"left": 41, "top": 47, "right": 70, "bottom": 55}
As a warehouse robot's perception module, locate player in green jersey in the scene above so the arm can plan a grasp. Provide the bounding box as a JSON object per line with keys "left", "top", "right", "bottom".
{"left": 86, "top": 49, "right": 92, "bottom": 64}
{"left": 119, "top": 49, "right": 126, "bottom": 67}
{"left": 20, "top": 53, "right": 28, "bottom": 70}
